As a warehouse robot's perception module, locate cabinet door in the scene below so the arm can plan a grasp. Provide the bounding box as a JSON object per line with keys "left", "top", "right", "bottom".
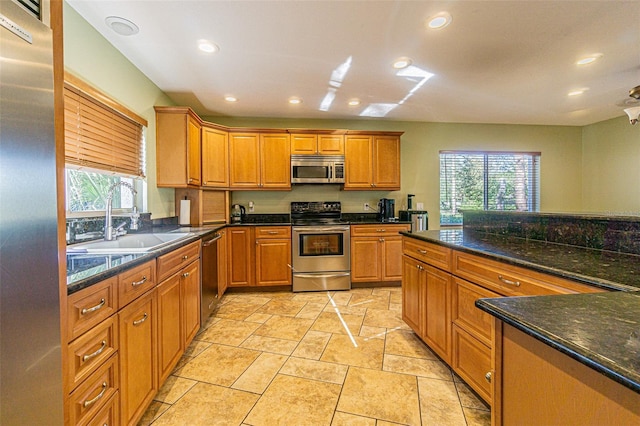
{"left": 228, "top": 227, "right": 254, "bottom": 286}
{"left": 402, "top": 255, "right": 424, "bottom": 336}
{"left": 255, "top": 238, "right": 292, "bottom": 286}
{"left": 182, "top": 261, "right": 201, "bottom": 346}
{"left": 318, "top": 135, "right": 344, "bottom": 155}
{"left": 372, "top": 135, "right": 400, "bottom": 189}
{"left": 202, "top": 127, "right": 229, "bottom": 187}
{"left": 382, "top": 236, "right": 404, "bottom": 281}
{"left": 424, "top": 264, "right": 452, "bottom": 364}
{"left": 344, "top": 135, "right": 373, "bottom": 189}
{"left": 156, "top": 274, "right": 182, "bottom": 384}
{"left": 187, "top": 115, "right": 201, "bottom": 186}
{"left": 260, "top": 133, "right": 291, "bottom": 188}
{"left": 452, "top": 325, "right": 492, "bottom": 404}
{"left": 229, "top": 133, "right": 260, "bottom": 188}
{"left": 119, "top": 290, "right": 157, "bottom": 426}
{"left": 290, "top": 134, "right": 318, "bottom": 155}
{"left": 351, "top": 237, "right": 381, "bottom": 282}
{"left": 218, "top": 230, "right": 228, "bottom": 297}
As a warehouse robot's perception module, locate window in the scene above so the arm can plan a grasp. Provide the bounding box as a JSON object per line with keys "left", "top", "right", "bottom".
{"left": 439, "top": 151, "right": 540, "bottom": 225}
{"left": 63, "top": 73, "right": 147, "bottom": 215}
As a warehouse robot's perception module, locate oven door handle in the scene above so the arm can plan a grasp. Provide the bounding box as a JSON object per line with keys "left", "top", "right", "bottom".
{"left": 293, "top": 272, "right": 351, "bottom": 279}
{"left": 293, "top": 226, "right": 350, "bottom": 232}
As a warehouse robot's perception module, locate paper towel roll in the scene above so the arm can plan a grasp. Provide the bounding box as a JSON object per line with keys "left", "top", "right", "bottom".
{"left": 179, "top": 199, "right": 191, "bottom": 225}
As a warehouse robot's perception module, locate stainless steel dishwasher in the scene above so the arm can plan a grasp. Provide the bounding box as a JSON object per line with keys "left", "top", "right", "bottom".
{"left": 201, "top": 231, "right": 222, "bottom": 324}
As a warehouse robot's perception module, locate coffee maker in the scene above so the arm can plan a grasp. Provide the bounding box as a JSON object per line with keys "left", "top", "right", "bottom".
{"left": 377, "top": 198, "right": 395, "bottom": 222}
{"left": 231, "top": 204, "right": 246, "bottom": 223}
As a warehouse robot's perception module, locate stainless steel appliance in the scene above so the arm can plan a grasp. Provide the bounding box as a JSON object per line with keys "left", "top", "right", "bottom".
{"left": 399, "top": 210, "right": 429, "bottom": 232}
{"left": 231, "top": 204, "right": 245, "bottom": 223}
{"left": 378, "top": 198, "right": 395, "bottom": 222}
{"left": 1, "top": 1, "right": 63, "bottom": 423}
{"left": 291, "top": 155, "right": 345, "bottom": 184}
{"left": 291, "top": 201, "right": 351, "bottom": 292}
{"left": 201, "top": 231, "right": 222, "bottom": 324}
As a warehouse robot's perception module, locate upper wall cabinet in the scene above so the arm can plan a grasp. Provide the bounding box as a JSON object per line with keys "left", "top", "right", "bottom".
{"left": 344, "top": 132, "right": 402, "bottom": 190}
{"left": 201, "top": 125, "right": 229, "bottom": 188}
{"left": 290, "top": 131, "right": 345, "bottom": 155}
{"left": 155, "top": 107, "right": 202, "bottom": 187}
{"left": 229, "top": 131, "right": 291, "bottom": 189}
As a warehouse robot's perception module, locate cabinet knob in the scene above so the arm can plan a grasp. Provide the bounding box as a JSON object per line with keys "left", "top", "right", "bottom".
{"left": 182, "top": 272, "right": 190, "bottom": 278}
{"left": 182, "top": 255, "right": 189, "bottom": 260}
{"left": 379, "top": 238, "right": 385, "bottom": 242}
{"left": 485, "top": 371, "right": 492, "bottom": 383}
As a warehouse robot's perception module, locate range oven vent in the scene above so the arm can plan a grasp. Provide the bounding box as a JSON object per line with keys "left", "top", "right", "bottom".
{"left": 15, "top": 0, "right": 40, "bottom": 20}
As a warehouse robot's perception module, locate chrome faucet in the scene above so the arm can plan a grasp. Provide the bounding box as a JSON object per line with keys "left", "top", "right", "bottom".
{"left": 105, "top": 181, "right": 138, "bottom": 241}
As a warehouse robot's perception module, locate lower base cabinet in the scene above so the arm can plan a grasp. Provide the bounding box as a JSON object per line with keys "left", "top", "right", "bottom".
{"left": 157, "top": 274, "right": 183, "bottom": 384}
{"left": 452, "top": 325, "right": 491, "bottom": 403}
{"left": 118, "top": 289, "right": 157, "bottom": 426}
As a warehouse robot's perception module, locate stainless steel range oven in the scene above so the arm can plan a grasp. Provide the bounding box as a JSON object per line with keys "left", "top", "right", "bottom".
{"left": 291, "top": 201, "right": 351, "bottom": 292}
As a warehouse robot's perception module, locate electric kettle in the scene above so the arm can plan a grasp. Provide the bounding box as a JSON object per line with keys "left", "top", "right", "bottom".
{"left": 231, "top": 204, "right": 246, "bottom": 223}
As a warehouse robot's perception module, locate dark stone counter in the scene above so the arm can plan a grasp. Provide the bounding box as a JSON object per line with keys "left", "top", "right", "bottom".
{"left": 476, "top": 292, "right": 640, "bottom": 393}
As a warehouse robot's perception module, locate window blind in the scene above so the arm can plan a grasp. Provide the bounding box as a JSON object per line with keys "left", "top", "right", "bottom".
{"left": 64, "top": 82, "right": 145, "bottom": 178}
{"left": 439, "top": 151, "right": 540, "bottom": 225}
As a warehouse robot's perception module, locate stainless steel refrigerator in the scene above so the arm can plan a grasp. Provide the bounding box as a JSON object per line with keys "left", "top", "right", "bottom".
{"left": 0, "top": 1, "right": 63, "bottom": 424}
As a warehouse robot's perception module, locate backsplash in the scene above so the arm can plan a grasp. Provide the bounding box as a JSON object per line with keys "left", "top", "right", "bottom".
{"left": 462, "top": 210, "right": 640, "bottom": 255}
{"left": 66, "top": 213, "right": 156, "bottom": 244}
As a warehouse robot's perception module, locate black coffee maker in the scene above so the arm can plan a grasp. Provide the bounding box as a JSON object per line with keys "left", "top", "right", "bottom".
{"left": 377, "top": 198, "right": 395, "bottom": 222}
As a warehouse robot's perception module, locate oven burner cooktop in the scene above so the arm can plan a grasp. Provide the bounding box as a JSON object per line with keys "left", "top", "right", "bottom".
{"left": 290, "top": 201, "right": 344, "bottom": 226}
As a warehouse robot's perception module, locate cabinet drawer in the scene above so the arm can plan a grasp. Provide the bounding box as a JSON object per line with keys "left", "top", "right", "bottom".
{"left": 351, "top": 224, "right": 410, "bottom": 237}
{"left": 67, "top": 315, "right": 119, "bottom": 393}
{"left": 453, "top": 277, "right": 500, "bottom": 346}
{"left": 403, "top": 237, "right": 451, "bottom": 271}
{"left": 452, "top": 251, "right": 604, "bottom": 297}
{"left": 255, "top": 226, "right": 291, "bottom": 239}
{"left": 68, "top": 277, "right": 118, "bottom": 341}
{"left": 80, "top": 391, "right": 119, "bottom": 426}
{"left": 118, "top": 260, "right": 156, "bottom": 308}
{"left": 68, "top": 353, "right": 119, "bottom": 426}
{"left": 157, "top": 240, "right": 200, "bottom": 281}
{"left": 452, "top": 325, "right": 492, "bottom": 405}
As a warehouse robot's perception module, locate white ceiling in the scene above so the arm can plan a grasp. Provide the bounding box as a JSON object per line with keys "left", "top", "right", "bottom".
{"left": 67, "top": 1, "right": 640, "bottom": 126}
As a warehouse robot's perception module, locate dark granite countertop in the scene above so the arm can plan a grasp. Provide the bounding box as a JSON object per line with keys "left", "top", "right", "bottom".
{"left": 476, "top": 292, "right": 640, "bottom": 393}
{"left": 402, "top": 229, "right": 640, "bottom": 291}
{"left": 66, "top": 225, "right": 223, "bottom": 295}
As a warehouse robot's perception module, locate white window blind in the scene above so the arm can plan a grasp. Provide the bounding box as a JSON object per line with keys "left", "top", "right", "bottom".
{"left": 439, "top": 151, "right": 540, "bottom": 225}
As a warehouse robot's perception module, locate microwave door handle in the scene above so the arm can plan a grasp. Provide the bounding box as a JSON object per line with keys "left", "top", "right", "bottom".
{"left": 329, "top": 165, "right": 332, "bottom": 181}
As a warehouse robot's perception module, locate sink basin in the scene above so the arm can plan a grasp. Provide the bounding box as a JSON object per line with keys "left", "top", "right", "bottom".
{"left": 68, "top": 232, "right": 193, "bottom": 253}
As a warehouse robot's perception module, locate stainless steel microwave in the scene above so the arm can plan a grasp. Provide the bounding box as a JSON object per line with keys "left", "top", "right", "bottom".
{"left": 291, "top": 155, "right": 345, "bottom": 184}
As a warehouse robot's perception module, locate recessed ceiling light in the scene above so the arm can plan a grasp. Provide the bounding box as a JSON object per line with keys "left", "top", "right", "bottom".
{"left": 198, "top": 40, "right": 219, "bottom": 53}
{"left": 393, "top": 57, "right": 412, "bottom": 69}
{"left": 568, "top": 88, "right": 589, "bottom": 97}
{"left": 289, "top": 97, "right": 302, "bottom": 105}
{"left": 348, "top": 99, "right": 361, "bottom": 106}
{"left": 427, "top": 12, "right": 452, "bottom": 30}
{"left": 224, "top": 96, "right": 237, "bottom": 102}
{"left": 105, "top": 16, "right": 139, "bottom": 36}
{"left": 576, "top": 53, "right": 603, "bottom": 66}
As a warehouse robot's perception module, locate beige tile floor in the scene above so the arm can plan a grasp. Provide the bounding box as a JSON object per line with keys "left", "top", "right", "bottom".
{"left": 139, "top": 287, "right": 491, "bottom": 426}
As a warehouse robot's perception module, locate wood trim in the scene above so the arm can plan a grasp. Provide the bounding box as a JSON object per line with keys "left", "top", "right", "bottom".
{"left": 286, "top": 128, "right": 348, "bottom": 135}
{"left": 346, "top": 130, "right": 404, "bottom": 136}
{"left": 65, "top": 72, "right": 148, "bottom": 127}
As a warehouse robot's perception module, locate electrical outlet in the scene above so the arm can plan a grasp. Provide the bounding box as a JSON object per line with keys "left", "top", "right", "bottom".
{"left": 248, "top": 201, "right": 255, "bottom": 212}
{"left": 364, "top": 203, "right": 370, "bottom": 211}
{"left": 416, "top": 202, "right": 424, "bottom": 210}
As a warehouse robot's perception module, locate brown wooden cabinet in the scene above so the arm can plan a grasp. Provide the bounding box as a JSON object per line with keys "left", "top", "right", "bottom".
{"left": 156, "top": 274, "right": 182, "bottom": 384}
{"left": 229, "top": 132, "right": 290, "bottom": 189}
{"left": 201, "top": 125, "right": 229, "bottom": 188}
{"left": 255, "top": 226, "right": 292, "bottom": 286}
{"left": 118, "top": 289, "right": 157, "bottom": 426}
{"left": 290, "top": 132, "right": 344, "bottom": 155}
{"left": 155, "top": 106, "right": 202, "bottom": 187}
{"left": 228, "top": 226, "right": 255, "bottom": 287}
{"left": 351, "top": 224, "right": 409, "bottom": 282}
{"left": 402, "top": 255, "right": 424, "bottom": 335}
{"left": 344, "top": 133, "right": 401, "bottom": 190}
{"left": 218, "top": 229, "right": 228, "bottom": 297}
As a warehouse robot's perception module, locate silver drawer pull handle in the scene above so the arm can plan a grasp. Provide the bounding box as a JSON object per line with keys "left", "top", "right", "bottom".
{"left": 268, "top": 231, "right": 278, "bottom": 234}
{"left": 182, "top": 272, "right": 190, "bottom": 278}
{"left": 485, "top": 371, "right": 492, "bottom": 383}
{"left": 81, "top": 299, "right": 105, "bottom": 315}
{"left": 131, "top": 276, "right": 147, "bottom": 287}
{"left": 82, "top": 340, "right": 107, "bottom": 362}
{"left": 133, "top": 313, "right": 148, "bottom": 326}
{"left": 498, "top": 275, "right": 521, "bottom": 287}
{"left": 83, "top": 382, "right": 107, "bottom": 407}
{"left": 417, "top": 249, "right": 427, "bottom": 254}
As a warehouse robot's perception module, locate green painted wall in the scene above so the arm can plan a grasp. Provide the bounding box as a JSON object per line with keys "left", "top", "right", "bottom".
{"left": 63, "top": 2, "right": 176, "bottom": 218}
{"left": 581, "top": 116, "right": 640, "bottom": 215}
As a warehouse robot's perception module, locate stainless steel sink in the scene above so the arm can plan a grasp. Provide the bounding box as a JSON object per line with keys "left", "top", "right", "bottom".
{"left": 67, "top": 232, "right": 193, "bottom": 253}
